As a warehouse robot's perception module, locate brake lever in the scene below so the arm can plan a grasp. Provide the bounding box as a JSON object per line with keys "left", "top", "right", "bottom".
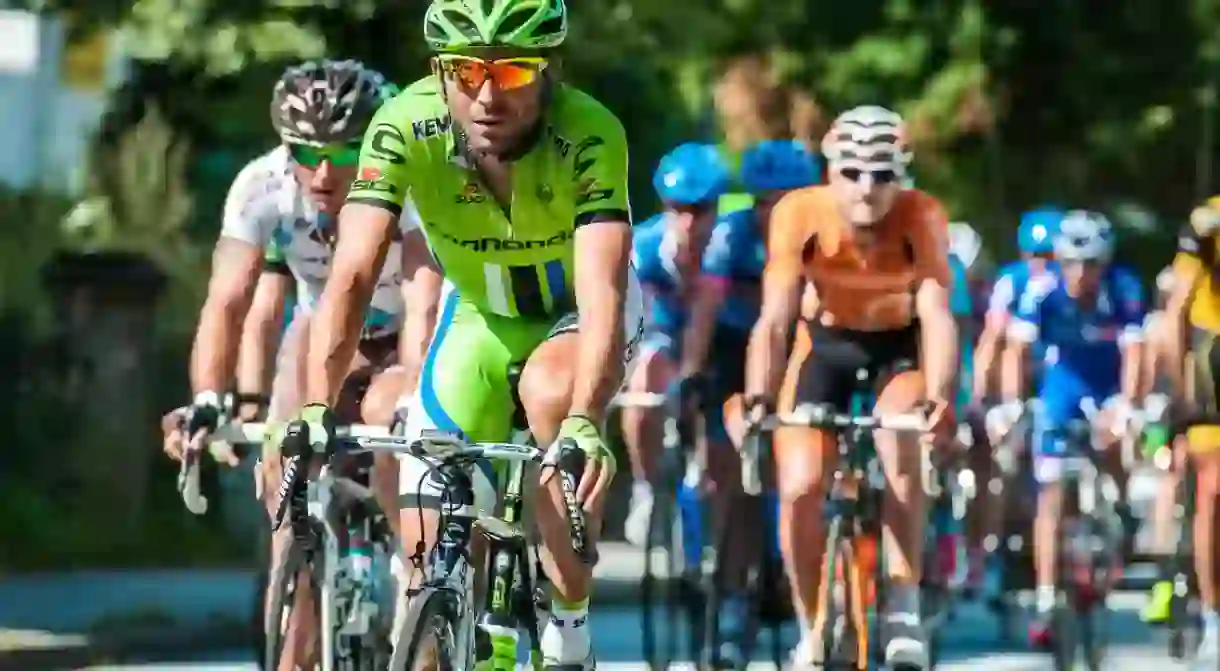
{"left": 271, "top": 455, "right": 301, "bottom": 532}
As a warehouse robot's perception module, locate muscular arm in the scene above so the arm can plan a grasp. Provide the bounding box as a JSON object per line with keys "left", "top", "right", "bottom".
{"left": 190, "top": 238, "right": 263, "bottom": 394}
{"left": 915, "top": 278, "right": 959, "bottom": 403}
{"left": 745, "top": 196, "right": 805, "bottom": 403}
{"left": 1166, "top": 264, "right": 1200, "bottom": 399}
{"left": 304, "top": 203, "right": 395, "bottom": 406}
{"left": 1119, "top": 278, "right": 1148, "bottom": 403}
{"left": 234, "top": 270, "right": 292, "bottom": 416}
{"left": 398, "top": 230, "right": 443, "bottom": 393}
{"left": 678, "top": 277, "right": 728, "bottom": 378}
{"left": 1121, "top": 340, "right": 1145, "bottom": 402}
{"left": 912, "top": 202, "right": 957, "bottom": 403}
{"left": 568, "top": 220, "right": 632, "bottom": 423}
{"left": 971, "top": 316, "right": 1004, "bottom": 401}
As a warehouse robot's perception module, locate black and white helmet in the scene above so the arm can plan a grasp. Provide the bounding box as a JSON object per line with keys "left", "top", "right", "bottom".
{"left": 270, "top": 59, "right": 393, "bottom": 146}
{"left": 821, "top": 105, "right": 913, "bottom": 172}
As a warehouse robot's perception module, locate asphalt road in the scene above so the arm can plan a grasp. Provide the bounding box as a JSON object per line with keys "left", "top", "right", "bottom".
{"left": 80, "top": 592, "right": 1194, "bottom": 670}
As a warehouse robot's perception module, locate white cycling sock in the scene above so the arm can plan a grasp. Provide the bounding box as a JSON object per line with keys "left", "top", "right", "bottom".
{"left": 1204, "top": 608, "right": 1220, "bottom": 630}
{"left": 1036, "top": 585, "right": 1056, "bottom": 613}
{"left": 632, "top": 479, "right": 652, "bottom": 502}
{"left": 542, "top": 599, "right": 591, "bottom": 664}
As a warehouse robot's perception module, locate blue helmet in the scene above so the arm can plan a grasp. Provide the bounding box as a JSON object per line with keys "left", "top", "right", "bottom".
{"left": 652, "top": 143, "right": 730, "bottom": 206}
{"left": 740, "top": 140, "right": 820, "bottom": 193}
{"left": 1017, "top": 207, "right": 1065, "bottom": 254}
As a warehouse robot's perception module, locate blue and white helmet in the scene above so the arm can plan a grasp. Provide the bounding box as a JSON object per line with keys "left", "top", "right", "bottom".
{"left": 1054, "top": 209, "right": 1115, "bottom": 262}
{"left": 948, "top": 221, "right": 983, "bottom": 270}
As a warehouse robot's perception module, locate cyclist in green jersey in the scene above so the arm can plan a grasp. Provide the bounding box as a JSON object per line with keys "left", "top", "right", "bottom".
{"left": 284, "top": 1, "right": 643, "bottom": 668}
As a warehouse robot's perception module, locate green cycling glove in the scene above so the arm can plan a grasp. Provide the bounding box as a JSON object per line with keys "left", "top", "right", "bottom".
{"left": 555, "top": 414, "right": 617, "bottom": 478}
{"left": 288, "top": 403, "right": 338, "bottom": 457}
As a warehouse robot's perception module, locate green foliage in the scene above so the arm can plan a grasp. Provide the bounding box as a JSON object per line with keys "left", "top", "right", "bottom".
{"left": 66, "top": 105, "right": 208, "bottom": 329}
{"left": 0, "top": 189, "right": 72, "bottom": 316}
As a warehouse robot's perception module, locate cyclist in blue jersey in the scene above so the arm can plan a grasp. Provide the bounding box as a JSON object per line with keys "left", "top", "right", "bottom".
{"left": 626, "top": 139, "right": 818, "bottom": 666}
{"left": 969, "top": 208, "right": 1063, "bottom": 606}
{"left": 945, "top": 223, "right": 978, "bottom": 587}
{"left": 977, "top": 207, "right": 1065, "bottom": 409}
{"left": 679, "top": 139, "right": 818, "bottom": 665}
{"left": 1007, "top": 211, "right": 1146, "bottom": 649}
{"left": 625, "top": 142, "right": 731, "bottom": 550}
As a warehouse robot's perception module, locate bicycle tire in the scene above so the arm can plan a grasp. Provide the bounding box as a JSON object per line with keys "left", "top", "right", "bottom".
{"left": 704, "top": 489, "right": 776, "bottom": 669}
{"left": 264, "top": 535, "right": 309, "bottom": 670}
{"left": 1050, "top": 598, "right": 1078, "bottom": 671}
{"left": 921, "top": 489, "right": 954, "bottom": 669}
{"left": 1080, "top": 604, "right": 1106, "bottom": 671}
{"left": 252, "top": 567, "right": 269, "bottom": 670}
{"left": 389, "top": 587, "right": 461, "bottom": 671}
{"left": 817, "top": 516, "right": 866, "bottom": 670}
{"left": 641, "top": 475, "right": 688, "bottom": 669}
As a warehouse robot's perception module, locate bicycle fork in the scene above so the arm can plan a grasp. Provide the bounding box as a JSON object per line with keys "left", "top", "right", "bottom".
{"left": 478, "top": 456, "right": 546, "bottom": 671}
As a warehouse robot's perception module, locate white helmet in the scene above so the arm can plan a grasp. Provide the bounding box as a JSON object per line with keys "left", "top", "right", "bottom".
{"left": 1054, "top": 210, "right": 1114, "bottom": 262}
{"left": 948, "top": 221, "right": 983, "bottom": 270}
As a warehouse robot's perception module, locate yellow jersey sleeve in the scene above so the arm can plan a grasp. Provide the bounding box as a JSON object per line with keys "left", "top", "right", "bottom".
{"left": 1176, "top": 219, "right": 1220, "bottom": 331}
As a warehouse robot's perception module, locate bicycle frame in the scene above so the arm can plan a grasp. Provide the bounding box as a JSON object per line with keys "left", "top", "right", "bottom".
{"left": 818, "top": 391, "right": 884, "bottom": 670}
{"left": 764, "top": 393, "right": 926, "bottom": 669}
{"left": 1168, "top": 433, "right": 1200, "bottom": 659}
{"left": 411, "top": 428, "right": 548, "bottom": 671}
{"left": 1050, "top": 420, "right": 1121, "bottom": 671}
{"left": 306, "top": 458, "right": 393, "bottom": 671}
{"left": 483, "top": 429, "right": 546, "bottom": 669}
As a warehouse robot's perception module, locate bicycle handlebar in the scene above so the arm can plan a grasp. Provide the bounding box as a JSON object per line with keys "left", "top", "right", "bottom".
{"left": 760, "top": 403, "right": 928, "bottom": 432}
{"left": 609, "top": 391, "right": 667, "bottom": 409}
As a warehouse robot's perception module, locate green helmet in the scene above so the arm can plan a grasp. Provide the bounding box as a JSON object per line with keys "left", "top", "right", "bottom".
{"left": 424, "top": 0, "right": 567, "bottom": 52}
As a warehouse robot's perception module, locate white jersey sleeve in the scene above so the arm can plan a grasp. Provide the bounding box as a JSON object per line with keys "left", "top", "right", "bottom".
{"left": 398, "top": 197, "right": 423, "bottom": 233}
{"left": 219, "top": 148, "right": 291, "bottom": 247}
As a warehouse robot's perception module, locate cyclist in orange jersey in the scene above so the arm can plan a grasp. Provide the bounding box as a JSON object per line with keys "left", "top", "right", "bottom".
{"left": 743, "top": 105, "right": 957, "bottom": 670}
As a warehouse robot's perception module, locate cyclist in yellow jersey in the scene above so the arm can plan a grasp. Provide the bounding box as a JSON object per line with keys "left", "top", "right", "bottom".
{"left": 1166, "top": 196, "right": 1220, "bottom": 663}
{"left": 282, "top": 1, "right": 643, "bottom": 668}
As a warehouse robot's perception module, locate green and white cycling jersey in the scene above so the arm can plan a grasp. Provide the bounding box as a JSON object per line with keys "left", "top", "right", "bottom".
{"left": 220, "top": 146, "right": 409, "bottom": 338}
{"left": 347, "top": 75, "right": 643, "bottom": 511}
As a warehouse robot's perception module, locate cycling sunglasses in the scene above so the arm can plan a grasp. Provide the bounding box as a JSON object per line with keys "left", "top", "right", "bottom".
{"left": 838, "top": 166, "right": 901, "bottom": 185}
{"left": 289, "top": 142, "right": 361, "bottom": 168}
{"left": 435, "top": 54, "right": 549, "bottom": 91}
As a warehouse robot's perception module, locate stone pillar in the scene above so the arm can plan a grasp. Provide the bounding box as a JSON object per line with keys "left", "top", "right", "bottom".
{"left": 42, "top": 251, "right": 165, "bottom": 538}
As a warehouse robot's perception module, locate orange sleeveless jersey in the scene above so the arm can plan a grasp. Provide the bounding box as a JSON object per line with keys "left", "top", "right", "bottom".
{"left": 765, "top": 186, "right": 951, "bottom": 331}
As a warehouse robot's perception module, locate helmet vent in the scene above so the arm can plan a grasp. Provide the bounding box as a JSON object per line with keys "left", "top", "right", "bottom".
{"left": 499, "top": 7, "right": 533, "bottom": 36}
{"left": 442, "top": 8, "right": 481, "bottom": 41}
{"left": 534, "top": 15, "right": 564, "bottom": 41}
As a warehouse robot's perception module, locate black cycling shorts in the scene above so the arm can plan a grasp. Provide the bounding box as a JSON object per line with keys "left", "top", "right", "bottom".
{"left": 789, "top": 320, "right": 920, "bottom": 413}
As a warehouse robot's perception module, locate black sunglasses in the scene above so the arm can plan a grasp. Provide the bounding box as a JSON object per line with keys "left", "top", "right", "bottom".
{"left": 839, "top": 167, "right": 900, "bottom": 184}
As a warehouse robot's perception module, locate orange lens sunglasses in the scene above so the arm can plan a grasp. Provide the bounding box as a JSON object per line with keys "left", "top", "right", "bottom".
{"left": 435, "top": 55, "right": 549, "bottom": 91}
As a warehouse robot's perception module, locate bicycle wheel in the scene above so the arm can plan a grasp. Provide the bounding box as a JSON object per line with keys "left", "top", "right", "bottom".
{"left": 1051, "top": 542, "right": 1081, "bottom": 671}
{"left": 642, "top": 473, "right": 685, "bottom": 669}
{"left": 252, "top": 567, "right": 270, "bottom": 670}
{"left": 390, "top": 587, "right": 461, "bottom": 671}
{"left": 704, "top": 490, "right": 771, "bottom": 669}
{"left": 1079, "top": 601, "right": 1107, "bottom": 671}
{"left": 1168, "top": 453, "right": 1201, "bottom": 659}
{"left": 264, "top": 535, "right": 310, "bottom": 670}
{"left": 817, "top": 515, "right": 867, "bottom": 670}
{"left": 920, "top": 493, "right": 953, "bottom": 669}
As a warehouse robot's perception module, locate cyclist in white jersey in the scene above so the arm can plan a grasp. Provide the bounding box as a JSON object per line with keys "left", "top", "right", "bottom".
{"left": 160, "top": 60, "right": 409, "bottom": 671}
